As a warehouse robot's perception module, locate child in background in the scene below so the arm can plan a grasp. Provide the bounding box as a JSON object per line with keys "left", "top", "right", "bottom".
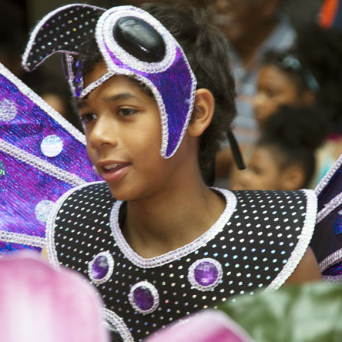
{"left": 23, "top": 2, "right": 321, "bottom": 341}
{"left": 234, "top": 106, "right": 329, "bottom": 190}
{"left": 253, "top": 24, "right": 342, "bottom": 187}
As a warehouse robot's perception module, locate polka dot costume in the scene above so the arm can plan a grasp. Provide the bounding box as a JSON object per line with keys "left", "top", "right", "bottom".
{"left": 46, "top": 182, "right": 317, "bottom": 342}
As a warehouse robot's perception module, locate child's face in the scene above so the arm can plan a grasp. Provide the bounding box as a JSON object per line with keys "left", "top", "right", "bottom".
{"left": 233, "top": 146, "right": 285, "bottom": 190}
{"left": 77, "top": 61, "right": 189, "bottom": 201}
{"left": 253, "top": 65, "right": 303, "bottom": 129}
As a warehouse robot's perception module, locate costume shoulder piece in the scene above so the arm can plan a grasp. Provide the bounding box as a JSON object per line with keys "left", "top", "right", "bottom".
{"left": 46, "top": 182, "right": 316, "bottom": 342}
{"left": 0, "top": 63, "right": 100, "bottom": 254}
{"left": 312, "top": 153, "right": 342, "bottom": 282}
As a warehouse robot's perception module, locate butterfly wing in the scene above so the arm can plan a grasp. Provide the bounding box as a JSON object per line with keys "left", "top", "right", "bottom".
{"left": 0, "top": 63, "right": 100, "bottom": 254}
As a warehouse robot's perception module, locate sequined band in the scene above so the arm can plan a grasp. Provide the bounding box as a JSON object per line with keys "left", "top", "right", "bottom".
{"left": 315, "top": 153, "right": 342, "bottom": 195}
{"left": 0, "top": 139, "right": 86, "bottom": 187}
{"left": 316, "top": 193, "right": 342, "bottom": 223}
{"left": 46, "top": 181, "right": 105, "bottom": 267}
{"left": 188, "top": 258, "right": 223, "bottom": 291}
{"left": 128, "top": 281, "right": 160, "bottom": 315}
{"left": 0, "top": 231, "right": 45, "bottom": 248}
{"left": 319, "top": 248, "right": 342, "bottom": 272}
{"left": 0, "top": 62, "right": 85, "bottom": 145}
{"left": 110, "top": 188, "right": 237, "bottom": 268}
{"left": 80, "top": 71, "right": 116, "bottom": 99}
{"left": 265, "top": 189, "right": 317, "bottom": 291}
{"left": 102, "top": 308, "right": 134, "bottom": 342}
{"left": 322, "top": 274, "right": 342, "bottom": 283}
{"left": 88, "top": 250, "right": 115, "bottom": 285}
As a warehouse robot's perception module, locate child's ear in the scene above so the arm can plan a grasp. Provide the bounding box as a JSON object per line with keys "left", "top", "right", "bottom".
{"left": 281, "top": 165, "right": 306, "bottom": 190}
{"left": 299, "top": 90, "right": 316, "bottom": 106}
{"left": 187, "top": 89, "right": 215, "bottom": 138}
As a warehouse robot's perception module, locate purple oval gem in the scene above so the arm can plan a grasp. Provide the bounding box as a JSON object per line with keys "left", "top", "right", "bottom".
{"left": 194, "top": 261, "right": 219, "bottom": 286}
{"left": 91, "top": 255, "right": 109, "bottom": 280}
{"left": 133, "top": 286, "right": 154, "bottom": 311}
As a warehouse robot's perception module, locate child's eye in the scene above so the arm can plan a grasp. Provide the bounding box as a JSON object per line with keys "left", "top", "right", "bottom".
{"left": 117, "top": 108, "right": 138, "bottom": 117}
{"left": 80, "top": 113, "right": 97, "bottom": 124}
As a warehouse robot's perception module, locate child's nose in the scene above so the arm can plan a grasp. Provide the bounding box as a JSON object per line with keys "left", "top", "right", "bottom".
{"left": 89, "top": 116, "right": 118, "bottom": 148}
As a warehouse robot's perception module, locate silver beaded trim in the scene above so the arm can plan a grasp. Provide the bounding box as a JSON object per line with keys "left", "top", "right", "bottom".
{"left": 316, "top": 192, "right": 342, "bottom": 223}
{"left": 46, "top": 181, "right": 106, "bottom": 268}
{"left": 322, "top": 274, "right": 342, "bottom": 283}
{"left": 88, "top": 250, "right": 115, "bottom": 285}
{"left": 188, "top": 258, "right": 223, "bottom": 292}
{"left": 110, "top": 188, "right": 237, "bottom": 268}
{"left": 265, "top": 189, "right": 317, "bottom": 291}
{"left": 315, "top": 153, "right": 342, "bottom": 196}
{"left": 102, "top": 308, "right": 134, "bottom": 342}
{"left": 0, "top": 231, "right": 45, "bottom": 248}
{"left": 128, "top": 280, "right": 159, "bottom": 315}
{"left": 319, "top": 248, "right": 342, "bottom": 272}
{"left": 80, "top": 70, "right": 116, "bottom": 98}
{"left": 0, "top": 62, "right": 86, "bottom": 145}
{"left": 0, "top": 138, "right": 86, "bottom": 187}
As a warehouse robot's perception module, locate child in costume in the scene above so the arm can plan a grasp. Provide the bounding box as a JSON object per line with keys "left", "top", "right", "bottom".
{"left": 19, "top": 2, "right": 323, "bottom": 341}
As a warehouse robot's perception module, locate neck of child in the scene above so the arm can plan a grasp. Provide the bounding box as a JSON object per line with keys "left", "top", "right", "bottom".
{"left": 122, "top": 175, "right": 226, "bottom": 259}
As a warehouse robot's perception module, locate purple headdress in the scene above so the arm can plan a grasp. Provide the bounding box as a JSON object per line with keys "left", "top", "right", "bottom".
{"left": 23, "top": 4, "right": 197, "bottom": 158}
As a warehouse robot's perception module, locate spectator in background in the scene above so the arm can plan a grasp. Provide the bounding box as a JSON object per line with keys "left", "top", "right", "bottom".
{"left": 211, "top": 0, "right": 296, "bottom": 145}
{"left": 251, "top": 23, "right": 342, "bottom": 187}
{"left": 233, "top": 106, "right": 328, "bottom": 190}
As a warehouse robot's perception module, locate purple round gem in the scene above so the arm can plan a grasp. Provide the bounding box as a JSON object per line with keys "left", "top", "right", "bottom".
{"left": 194, "top": 261, "right": 219, "bottom": 286}
{"left": 91, "top": 255, "right": 109, "bottom": 280}
{"left": 133, "top": 286, "right": 154, "bottom": 311}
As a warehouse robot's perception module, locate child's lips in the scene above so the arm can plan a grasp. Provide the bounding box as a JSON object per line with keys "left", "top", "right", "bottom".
{"left": 97, "top": 161, "right": 131, "bottom": 182}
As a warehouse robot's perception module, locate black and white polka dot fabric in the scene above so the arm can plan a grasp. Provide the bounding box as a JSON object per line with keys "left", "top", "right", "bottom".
{"left": 46, "top": 182, "right": 317, "bottom": 342}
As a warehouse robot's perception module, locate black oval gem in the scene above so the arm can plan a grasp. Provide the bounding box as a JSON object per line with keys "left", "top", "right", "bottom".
{"left": 113, "top": 16, "right": 166, "bottom": 63}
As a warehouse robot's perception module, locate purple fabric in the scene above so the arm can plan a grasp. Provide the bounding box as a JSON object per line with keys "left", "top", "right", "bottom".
{"left": 0, "top": 74, "right": 100, "bottom": 183}
{"left": 0, "top": 151, "right": 73, "bottom": 251}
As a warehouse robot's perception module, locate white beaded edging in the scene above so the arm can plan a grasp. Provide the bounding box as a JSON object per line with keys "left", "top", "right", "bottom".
{"left": 322, "top": 274, "right": 342, "bottom": 283}
{"left": 188, "top": 258, "right": 223, "bottom": 292}
{"left": 102, "top": 308, "right": 134, "bottom": 342}
{"left": 45, "top": 181, "right": 105, "bottom": 268}
{"left": 0, "top": 139, "right": 86, "bottom": 187}
{"left": 88, "top": 250, "right": 115, "bottom": 285}
{"left": 265, "top": 189, "right": 317, "bottom": 291}
{"left": 0, "top": 62, "right": 86, "bottom": 145}
{"left": 0, "top": 231, "right": 45, "bottom": 248}
{"left": 315, "top": 153, "right": 342, "bottom": 196}
{"left": 319, "top": 248, "right": 342, "bottom": 272}
{"left": 128, "top": 280, "right": 159, "bottom": 315}
{"left": 316, "top": 192, "right": 342, "bottom": 223}
{"left": 110, "top": 188, "right": 237, "bottom": 268}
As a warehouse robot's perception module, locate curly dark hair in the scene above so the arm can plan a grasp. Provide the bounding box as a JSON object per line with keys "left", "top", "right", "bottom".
{"left": 77, "top": 1, "right": 236, "bottom": 185}
{"left": 259, "top": 105, "right": 329, "bottom": 188}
